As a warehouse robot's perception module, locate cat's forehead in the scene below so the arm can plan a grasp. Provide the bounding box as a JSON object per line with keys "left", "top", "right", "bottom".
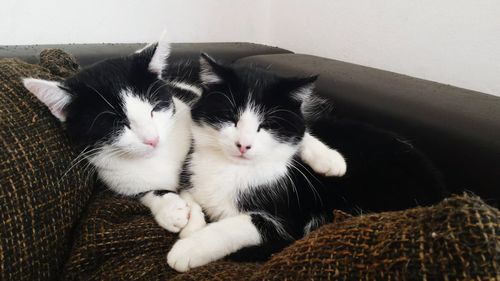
{"left": 238, "top": 106, "right": 262, "bottom": 124}
{"left": 65, "top": 57, "right": 164, "bottom": 104}
{"left": 122, "top": 89, "right": 160, "bottom": 118}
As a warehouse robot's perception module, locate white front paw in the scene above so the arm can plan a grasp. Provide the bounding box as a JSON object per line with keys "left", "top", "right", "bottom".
{"left": 179, "top": 207, "right": 206, "bottom": 239}
{"left": 167, "top": 237, "right": 212, "bottom": 272}
{"left": 307, "top": 148, "right": 347, "bottom": 177}
{"left": 154, "top": 194, "right": 190, "bottom": 233}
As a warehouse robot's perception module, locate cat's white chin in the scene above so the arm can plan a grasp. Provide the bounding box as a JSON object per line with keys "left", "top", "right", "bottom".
{"left": 113, "top": 144, "right": 160, "bottom": 159}
{"left": 229, "top": 154, "right": 254, "bottom": 163}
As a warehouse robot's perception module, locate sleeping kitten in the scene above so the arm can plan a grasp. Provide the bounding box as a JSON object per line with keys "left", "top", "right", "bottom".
{"left": 23, "top": 39, "right": 346, "bottom": 233}
{"left": 23, "top": 40, "right": 194, "bottom": 232}
{"left": 167, "top": 53, "right": 446, "bottom": 272}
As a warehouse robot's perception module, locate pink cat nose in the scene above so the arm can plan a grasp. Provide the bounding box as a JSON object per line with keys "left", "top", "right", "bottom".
{"left": 144, "top": 136, "right": 159, "bottom": 148}
{"left": 236, "top": 142, "right": 252, "bottom": 154}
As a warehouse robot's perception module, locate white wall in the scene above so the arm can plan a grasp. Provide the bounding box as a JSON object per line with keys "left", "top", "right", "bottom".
{"left": 0, "top": 0, "right": 269, "bottom": 44}
{"left": 266, "top": 0, "right": 500, "bottom": 96}
{"left": 1, "top": 0, "right": 499, "bottom": 96}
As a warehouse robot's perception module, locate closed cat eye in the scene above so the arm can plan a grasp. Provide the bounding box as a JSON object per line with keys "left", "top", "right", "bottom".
{"left": 151, "top": 104, "right": 163, "bottom": 116}
{"left": 116, "top": 120, "right": 130, "bottom": 129}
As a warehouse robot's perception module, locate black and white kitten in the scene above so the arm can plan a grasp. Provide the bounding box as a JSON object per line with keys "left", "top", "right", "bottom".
{"left": 23, "top": 39, "right": 346, "bottom": 233}
{"left": 166, "top": 54, "right": 446, "bottom": 272}
{"left": 23, "top": 40, "right": 195, "bottom": 232}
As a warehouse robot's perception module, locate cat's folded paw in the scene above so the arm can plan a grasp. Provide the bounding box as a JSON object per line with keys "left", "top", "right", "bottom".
{"left": 307, "top": 147, "right": 347, "bottom": 177}
{"left": 179, "top": 205, "right": 206, "bottom": 238}
{"left": 154, "top": 194, "right": 190, "bottom": 233}
{"left": 167, "top": 237, "right": 212, "bottom": 272}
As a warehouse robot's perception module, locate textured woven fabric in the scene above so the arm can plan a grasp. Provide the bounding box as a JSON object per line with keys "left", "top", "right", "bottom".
{"left": 0, "top": 50, "right": 94, "bottom": 281}
{"left": 2, "top": 50, "right": 498, "bottom": 281}
{"left": 251, "top": 194, "right": 500, "bottom": 281}
{"left": 63, "top": 190, "right": 499, "bottom": 281}
{"left": 62, "top": 189, "right": 262, "bottom": 281}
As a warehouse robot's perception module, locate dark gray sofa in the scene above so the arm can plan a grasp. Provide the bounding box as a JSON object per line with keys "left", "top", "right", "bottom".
{"left": 1, "top": 42, "right": 498, "bottom": 206}
{"left": 1, "top": 42, "right": 499, "bottom": 281}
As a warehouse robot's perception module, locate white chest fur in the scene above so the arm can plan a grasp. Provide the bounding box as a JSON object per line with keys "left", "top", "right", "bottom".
{"left": 187, "top": 149, "right": 292, "bottom": 220}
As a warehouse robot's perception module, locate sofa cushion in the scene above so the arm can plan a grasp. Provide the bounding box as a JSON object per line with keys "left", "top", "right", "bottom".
{"left": 63, "top": 190, "right": 498, "bottom": 280}
{"left": 0, "top": 50, "right": 94, "bottom": 281}
{"left": 250, "top": 194, "right": 499, "bottom": 281}
{"left": 61, "top": 189, "right": 262, "bottom": 281}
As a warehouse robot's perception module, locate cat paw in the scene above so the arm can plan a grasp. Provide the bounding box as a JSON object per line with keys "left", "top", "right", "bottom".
{"left": 179, "top": 206, "right": 206, "bottom": 238}
{"left": 306, "top": 147, "right": 347, "bottom": 177}
{"left": 154, "top": 194, "right": 190, "bottom": 233}
{"left": 167, "top": 237, "right": 212, "bottom": 272}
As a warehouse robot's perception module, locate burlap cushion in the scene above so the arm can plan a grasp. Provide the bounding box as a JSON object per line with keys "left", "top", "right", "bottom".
{"left": 0, "top": 50, "right": 94, "bottom": 281}
{"left": 63, "top": 191, "right": 498, "bottom": 281}
{"left": 62, "top": 189, "right": 262, "bottom": 281}
{"left": 251, "top": 194, "right": 500, "bottom": 281}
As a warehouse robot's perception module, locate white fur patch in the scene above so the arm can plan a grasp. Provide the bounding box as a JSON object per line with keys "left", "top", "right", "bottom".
{"left": 179, "top": 191, "right": 207, "bottom": 238}
{"left": 300, "top": 132, "right": 347, "bottom": 177}
{"left": 23, "top": 78, "right": 71, "bottom": 122}
{"left": 187, "top": 112, "right": 298, "bottom": 221}
{"left": 92, "top": 97, "right": 192, "bottom": 195}
{"left": 303, "top": 215, "right": 325, "bottom": 235}
{"left": 167, "top": 214, "right": 261, "bottom": 272}
{"left": 135, "top": 42, "right": 155, "bottom": 54}
{"left": 170, "top": 81, "right": 203, "bottom": 96}
{"left": 248, "top": 211, "right": 294, "bottom": 241}
{"left": 141, "top": 192, "right": 189, "bottom": 232}
{"left": 199, "top": 55, "right": 222, "bottom": 85}
{"left": 292, "top": 83, "right": 314, "bottom": 102}
{"left": 148, "top": 37, "right": 170, "bottom": 78}
{"left": 122, "top": 92, "right": 161, "bottom": 145}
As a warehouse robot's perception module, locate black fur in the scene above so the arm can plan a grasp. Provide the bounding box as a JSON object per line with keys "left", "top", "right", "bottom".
{"left": 191, "top": 53, "right": 314, "bottom": 144}
{"left": 189, "top": 55, "right": 448, "bottom": 261}
{"left": 59, "top": 44, "right": 175, "bottom": 149}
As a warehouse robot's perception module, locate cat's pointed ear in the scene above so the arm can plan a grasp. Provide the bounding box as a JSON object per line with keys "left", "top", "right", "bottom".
{"left": 23, "top": 78, "right": 72, "bottom": 122}
{"left": 287, "top": 75, "right": 332, "bottom": 120}
{"left": 149, "top": 35, "right": 170, "bottom": 78}
{"left": 289, "top": 75, "right": 318, "bottom": 102}
{"left": 199, "top": 53, "right": 225, "bottom": 85}
{"left": 135, "top": 31, "right": 170, "bottom": 78}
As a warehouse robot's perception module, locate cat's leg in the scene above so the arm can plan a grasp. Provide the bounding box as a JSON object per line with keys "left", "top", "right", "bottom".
{"left": 140, "top": 191, "right": 190, "bottom": 233}
{"left": 300, "top": 132, "right": 347, "bottom": 176}
{"left": 178, "top": 191, "right": 207, "bottom": 238}
{"left": 167, "top": 214, "right": 262, "bottom": 272}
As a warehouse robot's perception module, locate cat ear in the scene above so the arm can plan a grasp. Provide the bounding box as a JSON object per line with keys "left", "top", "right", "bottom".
{"left": 23, "top": 78, "right": 71, "bottom": 122}
{"left": 289, "top": 75, "right": 318, "bottom": 102}
{"left": 199, "top": 53, "right": 224, "bottom": 85}
{"left": 287, "top": 75, "right": 332, "bottom": 120}
{"left": 148, "top": 37, "right": 170, "bottom": 78}
{"left": 135, "top": 32, "right": 170, "bottom": 78}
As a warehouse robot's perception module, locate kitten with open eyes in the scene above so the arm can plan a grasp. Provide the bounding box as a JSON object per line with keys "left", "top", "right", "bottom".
{"left": 23, "top": 38, "right": 347, "bottom": 233}
{"left": 167, "top": 53, "right": 446, "bottom": 272}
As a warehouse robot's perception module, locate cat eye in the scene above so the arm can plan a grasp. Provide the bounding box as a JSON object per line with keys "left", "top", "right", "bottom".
{"left": 116, "top": 120, "right": 130, "bottom": 129}
{"left": 150, "top": 110, "right": 154, "bottom": 118}
{"left": 151, "top": 102, "right": 165, "bottom": 113}
{"left": 257, "top": 124, "right": 262, "bottom": 132}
